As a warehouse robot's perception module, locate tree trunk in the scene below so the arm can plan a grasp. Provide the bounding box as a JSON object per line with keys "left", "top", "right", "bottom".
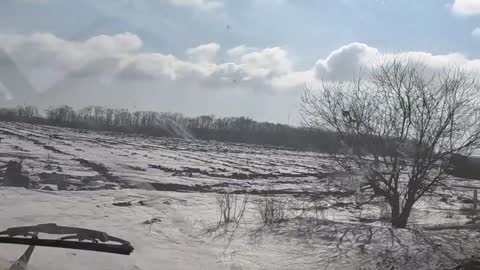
{"left": 389, "top": 194, "right": 402, "bottom": 227}
{"left": 391, "top": 212, "right": 408, "bottom": 228}
{"left": 391, "top": 199, "right": 414, "bottom": 228}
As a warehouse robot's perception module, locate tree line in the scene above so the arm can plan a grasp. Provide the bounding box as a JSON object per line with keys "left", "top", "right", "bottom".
{"left": 0, "top": 105, "right": 341, "bottom": 152}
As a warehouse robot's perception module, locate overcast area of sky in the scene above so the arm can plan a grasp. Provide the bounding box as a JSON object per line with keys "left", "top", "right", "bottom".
{"left": 1, "top": 0, "right": 480, "bottom": 124}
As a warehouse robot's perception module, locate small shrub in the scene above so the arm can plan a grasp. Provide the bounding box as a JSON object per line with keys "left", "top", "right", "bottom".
{"left": 256, "top": 195, "right": 287, "bottom": 226}
{"left": 215, "top": 192, "right": 247, "bottom": 225}
{"left": 289, "top": 197, "right": 327, "bottom": 225}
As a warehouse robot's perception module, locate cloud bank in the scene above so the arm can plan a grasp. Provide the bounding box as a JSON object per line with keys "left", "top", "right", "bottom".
{"left": 0, "top": 32, "right": 479, "bottom": 101}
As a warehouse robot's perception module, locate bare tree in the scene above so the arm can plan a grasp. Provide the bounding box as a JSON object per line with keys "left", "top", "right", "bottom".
{"left": 301, "top": 58, "right": 480, "bottom": 228}
{"left": 46, "top": 105, "right": 76, "bottom": 124}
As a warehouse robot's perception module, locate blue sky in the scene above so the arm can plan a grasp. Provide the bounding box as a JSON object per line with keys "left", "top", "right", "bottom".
{"left": 1, "top": 0, "right": 480, "bottom": 123}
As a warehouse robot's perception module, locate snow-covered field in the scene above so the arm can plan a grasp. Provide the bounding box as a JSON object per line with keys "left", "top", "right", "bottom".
{"left": 0, "top": 121, "right": 479, "bottom": 269}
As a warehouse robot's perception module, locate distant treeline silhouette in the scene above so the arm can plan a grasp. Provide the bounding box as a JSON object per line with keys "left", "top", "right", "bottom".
{"left": 0, "top": 105, "right": 341, "bottom": 152}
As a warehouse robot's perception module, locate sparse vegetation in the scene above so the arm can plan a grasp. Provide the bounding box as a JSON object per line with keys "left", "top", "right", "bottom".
{"left": 215, "top": 192, "right": 247, "bottom": 225}
{"left": 256, "top": 194, "right": 288, "bottom": 226}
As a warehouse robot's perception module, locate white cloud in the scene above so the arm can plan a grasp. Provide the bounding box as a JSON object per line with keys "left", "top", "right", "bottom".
{"left": 312, "top": 42, "right": 474, "bottom": 81}
{"left": 227, "top": 45, "right": 258, "bottom": 60}
{"left": 167, "top": 0, "right": 222, "bottom": 10}
{"left": 119, "top": 52, "right": 217, "bottom": 81}
{"left": 314, "top": 42, "right": 378, "bottom": 80}
{"left": 0, "top": 32, "right": 141, "bottom": 71}
{"left": 239, "top": 47, "right": 292, "bottom": 78}
{"left": 451, "top": 0, "right": 480, "bottom": 16}
{"left": 473, "top": 27, "right": 480, "bottom": 37}
{"left": 0, "top": 32, "right": 296, "bottom": 93}
{"left": 187, "top": 43, "right": 221, "bottom": 63}
{"left": 1, "top": 32, "right": 480, "bottom": 100}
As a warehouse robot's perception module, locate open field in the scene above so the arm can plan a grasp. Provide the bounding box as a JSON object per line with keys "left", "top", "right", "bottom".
{"left": 0, "top": 121, "right": 479, "bottom": 269}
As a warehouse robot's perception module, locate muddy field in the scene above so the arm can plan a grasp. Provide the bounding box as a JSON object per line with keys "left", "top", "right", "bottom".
{"left": 1, "top": 121, "right": 480, "bottom": 270}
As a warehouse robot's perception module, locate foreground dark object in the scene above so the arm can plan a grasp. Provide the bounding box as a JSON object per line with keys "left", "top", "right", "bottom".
{"left": 0, "top": 237, "right": 133, "bottom": 255}
{"left": 0, "top": 223, "right": 134, "bottom": 255}
{"left": 2, "top": 161, "right": 30, "bottom": 188}
{"left": 0, "top": 223, "right": 134, "bottom": 269}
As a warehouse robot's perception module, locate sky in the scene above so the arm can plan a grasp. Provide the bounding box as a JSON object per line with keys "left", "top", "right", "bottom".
{"left": 1, "top": 0, "right": 480, "bottom": 124}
